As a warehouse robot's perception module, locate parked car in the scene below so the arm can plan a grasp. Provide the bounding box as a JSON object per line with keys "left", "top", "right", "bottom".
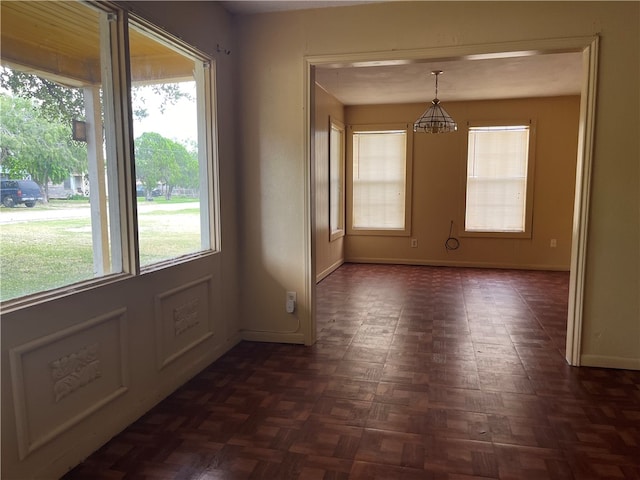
{"left": 0, "top": 179, "right": 44, "bottom": 207}
{"left": 136, "top": 185, "right": 161, "bottom": 198}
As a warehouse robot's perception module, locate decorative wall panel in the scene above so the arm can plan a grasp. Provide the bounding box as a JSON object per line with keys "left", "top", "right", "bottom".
{"left": 155, "top": 276, "right": 214, "bottom": 369}
{"left": 9, "top": 308, "right": 129, "bottom": 459}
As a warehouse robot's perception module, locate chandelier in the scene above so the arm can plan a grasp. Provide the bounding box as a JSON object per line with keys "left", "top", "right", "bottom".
{"left": 413, "top": 70, "right": 457, "bottom": 134}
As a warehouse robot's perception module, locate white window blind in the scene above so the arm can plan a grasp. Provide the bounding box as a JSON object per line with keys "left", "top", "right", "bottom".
{"left": 465, "top": 125, "right": 530, "bottom": 232}
{"left": 329, "top": 120, "right": 345, "bottom": 238}
{"left": 352, "top": 130, "right": 407, "bottom": 230}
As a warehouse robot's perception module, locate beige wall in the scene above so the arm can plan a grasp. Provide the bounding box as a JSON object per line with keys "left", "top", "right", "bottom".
{"left": 315, "top": 84, "right": 346, "bottom": 282}
{"left": 345, "top": 96, "right": 580, "bottom": 270}
{"left": 1, "top": 2, "right": 240, "bottom": 478}
{"left": 236, "top": 1, "right": 639, "bottom": 366}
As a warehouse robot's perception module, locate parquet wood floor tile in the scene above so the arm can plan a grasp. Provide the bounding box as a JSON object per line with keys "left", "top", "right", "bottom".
{"left": 63, "top": 264, "right": 640, "bottom": 479}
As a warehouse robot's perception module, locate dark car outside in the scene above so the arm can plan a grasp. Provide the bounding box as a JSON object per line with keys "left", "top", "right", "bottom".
{"left": 0, "top": 179, "right": 44, "bottom": 208}
{"left": 136, "top": 185, "right": 162, "bottom": 198}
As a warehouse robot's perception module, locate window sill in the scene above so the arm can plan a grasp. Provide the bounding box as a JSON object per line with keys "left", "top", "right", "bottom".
{"left": 347, "top": 228, "right": 410, "bottom": 237}
{"left": 0, "top": 272, "right": 133, "bottom": 315}
{"left": 140, "top": 249, "right": 219, "bottom": 274}
{"left": 330, "top": 230, "right": 345, "bottom": 242}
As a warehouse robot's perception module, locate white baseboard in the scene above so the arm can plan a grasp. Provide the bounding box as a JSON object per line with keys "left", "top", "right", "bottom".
{"left": 580, "top": 354, "right": 640, "bottom": 370}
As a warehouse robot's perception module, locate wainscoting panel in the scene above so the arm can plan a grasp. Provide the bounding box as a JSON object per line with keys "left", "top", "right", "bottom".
{"left": 154, "top": 276, "right": 214, "bottom": 370}
{"left": 9, "top": 308, "right": 129, "bottom": 460}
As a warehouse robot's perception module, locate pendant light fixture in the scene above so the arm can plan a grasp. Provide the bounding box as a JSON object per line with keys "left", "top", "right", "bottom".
{"left": 413, "top": 70, "right": 457, "bottom": 134}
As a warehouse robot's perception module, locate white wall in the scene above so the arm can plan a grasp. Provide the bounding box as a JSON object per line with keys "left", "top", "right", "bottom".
{"left": 235, "top": 2, "right": 639, "bottom": 366}
{"left": 1, "top": 2, "right": 241, "bottom": 478}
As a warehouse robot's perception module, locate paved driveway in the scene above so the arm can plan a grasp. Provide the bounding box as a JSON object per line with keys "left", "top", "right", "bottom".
{"left": 0, "top": 201, "right": 194, "bottom": 225}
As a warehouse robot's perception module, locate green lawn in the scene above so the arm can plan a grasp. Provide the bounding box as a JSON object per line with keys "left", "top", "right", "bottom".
{"left": 0, "top": 199, "right": 202, "bottom": 302}
{"left": 137, "top": 206, "right": 202, "bottom": 265}
{"left": 0, "top": 218, "right": 95, "bottom": 300}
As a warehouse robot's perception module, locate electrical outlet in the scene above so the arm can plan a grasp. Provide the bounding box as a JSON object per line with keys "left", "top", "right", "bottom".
{"left": 411, "top": 238, "right": 418, "bottom": 248}
{"left": 550, "top": 239, "right": 557, "bottom": 248}
{"left": 286, "top": 291, "right": 296, "bottom": 313}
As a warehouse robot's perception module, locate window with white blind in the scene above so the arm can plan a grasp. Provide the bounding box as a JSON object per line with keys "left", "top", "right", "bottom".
{"left": 329, "top": 118, "right": 345, "bottom": 241}
{"left": 348, "top": 125, "right": 412, "bottom": 235}
{"left": 465, "top": 124, "right": 535, "bottom": 236}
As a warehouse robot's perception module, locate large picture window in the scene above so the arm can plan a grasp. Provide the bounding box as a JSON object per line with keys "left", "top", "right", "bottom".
{"left": 0, "top": 1, "right": 122, "bottom": 301}
{"left": 348, "top": 125, "right": 413, "bottom": 236}
{"left": 129, "top": 22, "right": 216, "bottom": 267}
{"left": 465, "top": 124, "right": 535, "bottom": 236}
{"left": 0, "top": 1, "right": 218, "bottom": 304}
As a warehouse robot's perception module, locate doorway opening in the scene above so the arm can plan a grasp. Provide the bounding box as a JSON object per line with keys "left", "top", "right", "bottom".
{"left": 305, "top": 36, "right": 599, "bottom": 365}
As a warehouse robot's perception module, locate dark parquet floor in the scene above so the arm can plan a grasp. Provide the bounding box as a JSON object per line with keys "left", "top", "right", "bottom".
{"left": 63, "top": 264, "right": 640, "bottom": 479}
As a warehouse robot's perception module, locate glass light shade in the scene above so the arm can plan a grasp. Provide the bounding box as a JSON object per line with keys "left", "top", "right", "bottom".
{"left": 413, "top": 99, "right": 457, "bottom": 133}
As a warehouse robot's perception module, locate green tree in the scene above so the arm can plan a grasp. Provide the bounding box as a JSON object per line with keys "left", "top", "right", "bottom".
{"left": 134, "top": 132, "right": 197, "bottom": 199}
{"left": 0, "top": 67, "right": 84, "bottom": 123}
{"left": 0, "top": 94, "right": 86, "bottom": 200}
{"left": 2, "top": 66, "right": 196, "bottom": 199}
{"left": 170, "top": 140, "right": 199, "bottom": 197}
{"left": 1, "top": 66, "right": 192, "bottom": 124}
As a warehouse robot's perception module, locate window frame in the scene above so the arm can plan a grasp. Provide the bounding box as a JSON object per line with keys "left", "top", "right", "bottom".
{"left": 329, "top": 117, "right": 345, "bottom": 242}
{"left": 0, "top": 2, "right": 220, "bottom": 310}
{"left": 462, "top": 120, "right": 536, "bottom": 239}
{"left": 346, "top": 123, "right": 413, "bottom": 237}
{"left": 127, "top": 17, "right": 221, "bottom": 273}
{"left": 0, "top": 2, "right": 130, "bottom": 311}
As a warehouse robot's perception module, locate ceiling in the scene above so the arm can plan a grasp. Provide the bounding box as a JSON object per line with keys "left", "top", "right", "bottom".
{"left": 219, "top": 0, "right": 380, "bottom": 15}
{"left": 314, "top": 52, "right": 584, "bottom": 105}
{"left": 1, "top": 1, "right": 584, "bottom": 104}
{"left": 1, "top": 1, "right": 195, "bottom": 87}
{"left": 221, "top": 0, "right": 584, "bottom": 105}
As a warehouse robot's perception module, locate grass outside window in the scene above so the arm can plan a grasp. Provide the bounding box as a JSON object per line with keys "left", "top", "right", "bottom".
{"left": 0, "top": 198, "right": 200, "bottom": 301}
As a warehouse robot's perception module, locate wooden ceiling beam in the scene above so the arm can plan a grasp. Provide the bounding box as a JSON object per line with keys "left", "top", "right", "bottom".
{"left": 0, "top": 37, "right": 100, "bottom": 87}
{"left": 1, "top": 2, "right": 196, "bottom": 87}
